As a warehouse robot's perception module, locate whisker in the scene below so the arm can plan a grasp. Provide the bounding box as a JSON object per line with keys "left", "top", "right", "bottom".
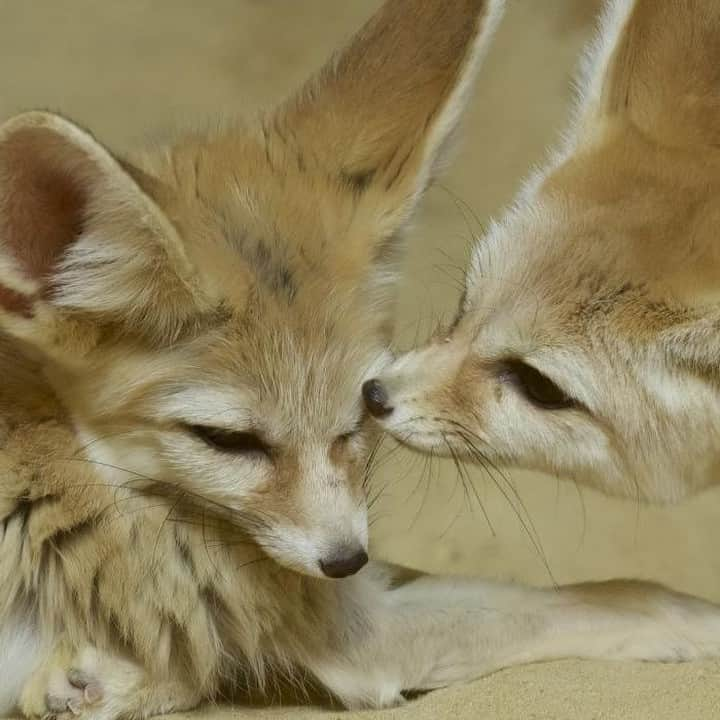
{"left": 57, "top": 458, "right": 243, "bottom": 521}
{"left": 436, "top": 182, "right": 486, "bottom": 241}
{"left": 568, "top": 474, "right": 588, "bottom": 549}
{"left": 438, "top": 434, "right": 471, "bottom": 538}
{"left": 452, "top": 429, "right": 556, "bottom": 585}
{"left": 446, "top": 420, "right": 544, "bottom": 545}
{"left": 446, "top": 433, "right": 497, "bottom": 537}
{"left": 410, "top": 448, "right": 435, "bottom": 531}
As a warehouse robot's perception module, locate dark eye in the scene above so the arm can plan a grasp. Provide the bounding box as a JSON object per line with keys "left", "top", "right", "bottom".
{"left": 189, "top": 425, "right": 271, "bottom": 455}
{"left": 500, "top": 359, "right": 576, "bottom": 410}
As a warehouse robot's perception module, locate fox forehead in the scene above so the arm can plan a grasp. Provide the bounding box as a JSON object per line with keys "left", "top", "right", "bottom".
{"left": 466, "top": 144, "right": 720, "bottom": 355}
{"left": 199, "top": 317, "right": 388, "bottom": 429}
{"left": 119, "top": 311, "right": 388, "bottom": 436}
{"left": 104, "top": 126, "right": 388, "bottom": 404}
{"left": 135, "top": 124, "right": 376, "bottom": 313}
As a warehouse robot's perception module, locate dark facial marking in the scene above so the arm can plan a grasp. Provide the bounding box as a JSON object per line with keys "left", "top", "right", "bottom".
{"left": 340, "top": 168, "right": 376, "bottom": 194}
{"left": 228, "top": 226, "right": 298, "bottom": 302}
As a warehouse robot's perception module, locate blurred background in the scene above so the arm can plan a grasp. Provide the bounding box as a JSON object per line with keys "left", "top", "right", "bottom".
{"left": 2, "top": 5, "right": 720, "bottom": 716}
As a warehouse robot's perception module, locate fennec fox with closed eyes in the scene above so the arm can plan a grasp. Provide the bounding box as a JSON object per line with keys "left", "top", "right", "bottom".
{"left": 366, "top": 0, "right": 720, "bottom": 505}
{"left": 3, "top": 1, "right": 720, "bottom": 719}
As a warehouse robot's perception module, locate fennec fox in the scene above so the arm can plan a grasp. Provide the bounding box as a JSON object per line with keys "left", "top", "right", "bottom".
{"left": 3, "top": 1, "right": 720, "bottom": 719}
{"left": 366, "top": 0, "right": 720, "bottom": 505}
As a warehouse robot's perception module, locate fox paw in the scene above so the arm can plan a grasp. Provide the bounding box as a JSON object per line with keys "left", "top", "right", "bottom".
{"left": 23, "top": 644, "right": 201, "bottom": 720}
{"left": 44, "top": 666, "right": 104, "bottom": 719}
{"left": 42, "top": 647, "right": 112, "bottom": 720}
{"left": 24, "top": 646, "right": 142, "bottom": 720}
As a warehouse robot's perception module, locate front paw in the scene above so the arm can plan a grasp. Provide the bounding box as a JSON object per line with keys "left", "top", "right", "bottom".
{"left": 22, "top": 646, "right": 142, "bottom": 720}
{"left": 21, "top": 644, "right": 203, "bottom": 720}
{"left": 44, "top": 664, "right": 104, "bottom": 719}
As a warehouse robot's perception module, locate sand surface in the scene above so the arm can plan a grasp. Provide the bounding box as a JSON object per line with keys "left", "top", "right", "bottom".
{"left": 1, "top": 1, "right": 719, "bottom": 717}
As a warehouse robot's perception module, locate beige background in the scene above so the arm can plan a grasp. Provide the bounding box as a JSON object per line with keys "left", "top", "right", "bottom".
{"left": 2, "top": 1, "right": 720, "bottom": 718}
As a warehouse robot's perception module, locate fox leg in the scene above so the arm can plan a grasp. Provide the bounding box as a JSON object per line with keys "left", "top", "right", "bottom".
{"left": 307, "top": 564, "right": 720, "bottom": 709}
{"left": 20, "top": 645, "right": 203, "bottom": 720}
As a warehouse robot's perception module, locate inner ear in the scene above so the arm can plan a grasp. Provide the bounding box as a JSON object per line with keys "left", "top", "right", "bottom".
{"left": 0, "top": 127, "right": 89, "bottom": 291}
{"left": 0, "top": 112, "right": 209, "bottom": 343}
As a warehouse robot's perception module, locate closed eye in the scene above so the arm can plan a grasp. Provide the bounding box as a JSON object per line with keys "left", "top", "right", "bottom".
{"left": 188, "top": 425, "right": 272, "bottom": 456}
{"left": 499, "top": 358, "right": 577, "bottom": 410}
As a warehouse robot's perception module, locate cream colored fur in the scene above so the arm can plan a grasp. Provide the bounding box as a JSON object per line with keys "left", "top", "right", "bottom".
{"left": 3, "top": 1, "right": 720, "bottom": 719}
{"left": 371, "top": 0, "right": 720, "bottom": 504}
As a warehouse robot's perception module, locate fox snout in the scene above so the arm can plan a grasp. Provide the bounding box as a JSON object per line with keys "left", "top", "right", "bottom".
{"left": 361, "top": 343, "right": 476, "bottom": 456}
{"left": 257, "top": 511, "right": 369, "bottom": 580}
{"left": 362, "top": 379, "right": 394, "bottom": 418}
{"left": 319, "top": 547, "right": 369, "bottom": 579}
{"left": 362, "top": 344, "right": 461, "bottom": 421}
{"left": 257, "top": 450, "right": 370, "bottom": 580}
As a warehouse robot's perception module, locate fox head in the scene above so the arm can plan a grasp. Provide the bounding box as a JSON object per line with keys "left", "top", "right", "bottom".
{"left": 366, "top": 0, "right": 720, "bottom": 505}
{"left": 0, "top": 0, "right": 502, "bottom": 577}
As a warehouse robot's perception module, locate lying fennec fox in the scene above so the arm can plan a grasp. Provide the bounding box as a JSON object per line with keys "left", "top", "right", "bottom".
{"left": 366, "top": 0, "right": 720, "bottom": 506}
{"left": 3, "top": 0, "right": 720, "bottom": 718}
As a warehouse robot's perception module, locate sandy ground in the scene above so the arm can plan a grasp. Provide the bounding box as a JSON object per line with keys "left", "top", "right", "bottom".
{"left": 2, "top": 1, "right": 720, "bottom": 717}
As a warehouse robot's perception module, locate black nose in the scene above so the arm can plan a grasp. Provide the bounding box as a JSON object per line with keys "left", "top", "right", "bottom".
{"left": 362, "top": 379, "right": 393, "bottom": 418}
{"left": 319, "top": 548, "right": 369, "bottom": 579}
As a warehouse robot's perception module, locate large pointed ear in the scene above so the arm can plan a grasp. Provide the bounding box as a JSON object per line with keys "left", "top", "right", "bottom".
{"left": 575, "top": 0, "right": 720, "bottom": 148}
{"left": 276, "top": 0, "right": 504, "bottom": 236}
{"left": 0, "top": 112, "right": 210, "bottom": 353}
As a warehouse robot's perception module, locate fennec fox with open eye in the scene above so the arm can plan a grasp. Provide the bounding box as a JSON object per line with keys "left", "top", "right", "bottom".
{"left": 4, "top": 1, "right": 720, "bottom": 718}
{"left": 366, "top": 0, "right": 720, "bottom": 505}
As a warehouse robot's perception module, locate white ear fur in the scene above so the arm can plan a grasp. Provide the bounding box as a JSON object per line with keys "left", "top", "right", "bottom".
{"left": 0, "top": 111, "right": 209, "bottom": 343}
{"left": 571, "top": 0, "right": 637, "bottom": 136}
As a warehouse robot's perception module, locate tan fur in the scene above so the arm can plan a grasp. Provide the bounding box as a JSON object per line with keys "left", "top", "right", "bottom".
{"left": 5, "top": 2, "right": 720, "bottom": 719}
{"left": 370, "top": 0, "right": 720, "bottom": 504}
